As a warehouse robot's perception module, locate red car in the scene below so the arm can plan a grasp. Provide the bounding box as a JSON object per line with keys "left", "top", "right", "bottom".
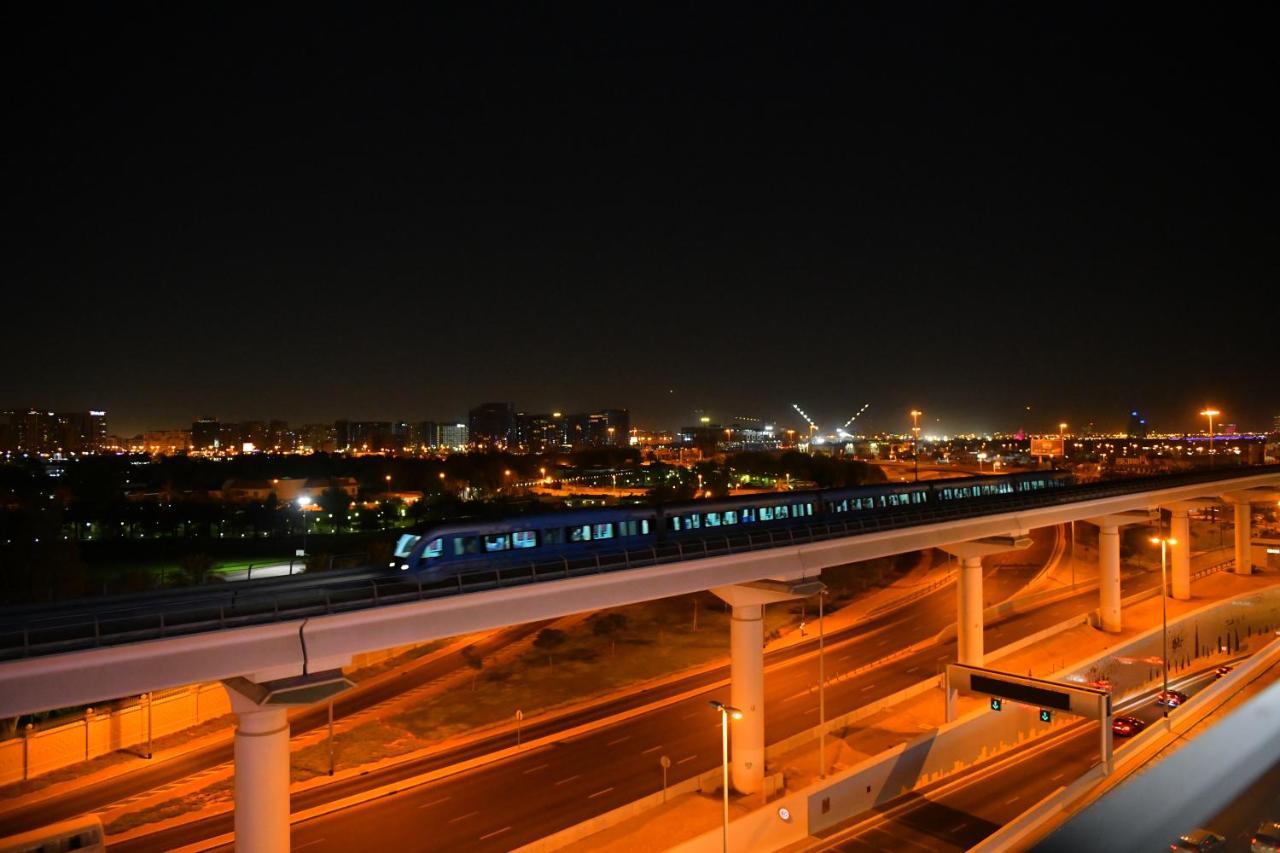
{"left": 1156, "top": 689, "right": 1189, "bottom": 707}
{"left": 1215, "top": 665, "right": 1234, "bottom": 678}
{"left": 1112, "top": 715, "right": 1146, "bottom": 737}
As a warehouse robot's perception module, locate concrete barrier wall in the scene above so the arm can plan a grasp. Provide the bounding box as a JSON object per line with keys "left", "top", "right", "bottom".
{"left": 0, "top": 682, "right": 231, "bottom": 785}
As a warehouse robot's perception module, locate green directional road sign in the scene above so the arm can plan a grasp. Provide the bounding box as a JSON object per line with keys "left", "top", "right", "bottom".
{"left": 991, "top": 698, "right": 1003, "bottom": 711}
{"left": 1040, "top": 709, "right": 1052, "bottom": 722}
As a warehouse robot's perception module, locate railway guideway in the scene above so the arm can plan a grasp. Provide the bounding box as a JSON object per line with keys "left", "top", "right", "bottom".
{"left": 944, "top": 663, "right": 1114, "bottom": 773}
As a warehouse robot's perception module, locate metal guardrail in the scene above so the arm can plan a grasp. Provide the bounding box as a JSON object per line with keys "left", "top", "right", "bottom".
{"left": 0, "top": 465, "right": 1275, "bottom": 662}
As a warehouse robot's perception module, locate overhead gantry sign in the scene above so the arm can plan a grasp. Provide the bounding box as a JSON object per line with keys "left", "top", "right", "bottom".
{"left": 945, "top": 663, "right": 1114, "bottom": 772}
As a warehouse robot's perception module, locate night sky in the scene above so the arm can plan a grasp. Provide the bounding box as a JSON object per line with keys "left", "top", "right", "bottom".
{"left": 7, "top": 7, "right": 1276, "bottom": 436}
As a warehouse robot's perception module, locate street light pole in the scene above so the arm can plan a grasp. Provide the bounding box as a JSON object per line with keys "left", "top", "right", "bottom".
{"left": 297, "top": 496, "right": 312, "bottom": 557}
{"left": 1201, "top": 408, "right": 1219, "bottom": 463}
{"left": 710, "top": 700, "right": 742, "bottom": 853}
{"left": 818, "top": 589, "right": 826, "bottom": 779}
{"left": 910, "top": 410, "right": 923, "bottom": 482}
{"left": 1152, "top": 534, "right": 1177, "bottom": 717}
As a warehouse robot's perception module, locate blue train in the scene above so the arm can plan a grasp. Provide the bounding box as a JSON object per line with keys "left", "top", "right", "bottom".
{"left": 392, "top": 469, "right": 1073, "bottom": 575}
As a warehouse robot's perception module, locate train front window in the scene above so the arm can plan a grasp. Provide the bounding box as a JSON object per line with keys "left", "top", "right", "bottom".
{"left": 512, "top": 531, "right": 537, "bottom": 549}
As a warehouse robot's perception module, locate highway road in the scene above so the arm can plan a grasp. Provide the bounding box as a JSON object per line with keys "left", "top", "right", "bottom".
{"left": 108, "top": 527, "right": 1163, "bottom": 852}
{"left": 811, "top": 659, "right": 1252, "bottom": 851}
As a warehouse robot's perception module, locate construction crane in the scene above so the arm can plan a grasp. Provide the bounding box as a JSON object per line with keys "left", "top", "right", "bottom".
{"left": 791, "top": 403, "right": 819, "bottom": 440}
{"left": 839, "top": 403, "right": 871, "bottom": 433}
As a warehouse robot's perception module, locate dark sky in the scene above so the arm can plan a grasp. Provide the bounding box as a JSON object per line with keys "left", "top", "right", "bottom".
{"left": 7, "top": 6, "right": 1277, "bottom": 436}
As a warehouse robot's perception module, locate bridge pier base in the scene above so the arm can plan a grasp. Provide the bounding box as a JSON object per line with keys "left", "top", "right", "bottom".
{"left": 229, "top": 701, "right": 290, "bottom": 853}
{"left": 712, "top": 578, "right": 823, "bottom": 795}
{"left": 1233, "top": 499, "right": 1253, "bottom": 575}
{"left": 1086, "top": 511, "right": 1152, "bottom": 633}
{"left": 1170, "top": 506, "right": 1191, "bottom": 600}
{"left": 941, "top": 536, "right": 1033, "bottom": 668}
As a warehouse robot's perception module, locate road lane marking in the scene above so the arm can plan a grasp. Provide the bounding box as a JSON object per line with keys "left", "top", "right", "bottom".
{"left": 642, "top": 744, "right": 663, "bottom": 754}
{"left": 417, "top": 796, "right": 452, "bottom": 809}
{"left": 607, "top": 735, "right": 631, "bottom": 745}
{"left": 677, "top": 754, "right": 698, "bottom": 764}
{"left": 555, "top": 774, "right": 581, "bottom": 785}
{"left": 783, "top": 691, "right": 807, "bottom": 702}
{"left": 1004, "top": 795, "right": 1020, "bottom": 805}
{"left": 1051, "top": 772, "right": 1065, "bottom": 781}
{"left": 952, "top": 822, "right": 968, "bottom": 833}
{"left": 448, "top": 810, "right": 480, "bottom": 823}
{"left": 522, "top": 763, "right": 549, "bottom": 774}
{"left": 295, "top": 841, "right": 326, "bottom": 850}
{"left": 906, "top": 666, "right": 919, "bottom": 673}
{"left": 588, "top": 787, "right": 615, "bottom": 799}
{"left": 861, "top": 683, "right": 878, "bottom": 691}
{"left": 681, "top": 711, "right": 699, "bottom": 719}
{"left": 480, "top": 827, "right": 511, "bottom": 841}
{"left": 838, "top": 654, "right": 852, "bottom": 662}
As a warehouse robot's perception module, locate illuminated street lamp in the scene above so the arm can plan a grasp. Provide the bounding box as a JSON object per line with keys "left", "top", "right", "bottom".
{"left": 1200, "top": 408, "right": 1220, "bottom": 455}
{"left": 709, "top": 700, "right": 743, "bottom": 853}
{"left": 1151, "top": 534, "right": 1177, "bottom": 716}
{"left": 910, "top": 410, "right": 923, "bottom": 482}
{"left": 297, "top": 495, "right": 312, "bottom": 556}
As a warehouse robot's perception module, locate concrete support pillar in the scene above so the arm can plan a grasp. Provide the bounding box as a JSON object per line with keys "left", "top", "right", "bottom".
{"left": 729, "top": 603, "right": 765, "bottom": 795}
{"left": 1098, "top": 525, "right": 1122, "bottom": 633}
{"left": 1170, "top": 507, "right": 1191, "bottom": 600}
{"left": 957, "top": 556, "right": 984, "bottom": 667}
{"left": 233, "top": 705, "right": 290, "bottom": 853}
{"left": 1234, "top": 501, "right": 1253, "bottom": 575}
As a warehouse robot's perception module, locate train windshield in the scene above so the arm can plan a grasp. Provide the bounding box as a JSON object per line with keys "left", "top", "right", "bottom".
{"left": 394, "top": 534, "right": 419, "bottom": 558}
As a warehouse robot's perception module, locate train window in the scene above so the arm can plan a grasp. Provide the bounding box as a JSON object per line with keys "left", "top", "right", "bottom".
{"left": 685, "top": 514, "right": 701, "bottom": 529}
{"left": 830, "top": 499, "right": 848, "bottom": 513}
{"left": 569, "top": 525, "right": 591, "bottom": 542}
{"left": 669, "top": 517, "right": 683, "bottom": 532}
{"left": 592, "top": 523, "right": 614, "bottom": 539}
{"left": 912, "top": 492, "right": 926, "bottom": 504}
{"left": 776, "top": 506, "right": 790, "bottom": 519}
{"left": 453, "top": 536, "right": 481, "bottom": 556}
{"left": 484, "top": 534, "right": 511, "bottom": 552}
{"left": 543, "top": 527, "right": 565, "bottom": 544}
{"left": 641, "top": 519, "right": 651, "bottom": 534}
{"left": 741, "top": 507, "right": 757, "bottom": 523}
{"left": 424, "top": 538, "right": 443, "bottom": 558}
{"left": 705, "top": 512, "right": 722, "bottom": 527}
{"left": 723, "top": 510, "right": 738, "bottom": 525}
{"left": 759, "top": 506, "right": 775, "bottom": 521}
{"left": 512, "top": 531, "right": 538, "bottom": 549}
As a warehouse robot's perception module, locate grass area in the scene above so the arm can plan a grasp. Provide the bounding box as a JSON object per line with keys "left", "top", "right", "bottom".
{"left": 0, "top": 713, "right": 234, "bottom": 801}
{"left": 104, "top": 778, "right": 232, "bottom": 836}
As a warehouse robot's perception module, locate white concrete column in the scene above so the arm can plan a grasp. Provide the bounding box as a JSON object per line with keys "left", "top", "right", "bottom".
{"left": 233, "top": 705, "right": 290, "bottom": 853}
{"left": 1170, "top": 507, "right": 1191, "bottom": 600}
{"left": 958, "top": 556, "right": 984, "bottom": 667}
{"left": 1098, "top": 525, "right": 1122, "bottom": 632}
{"left": 1234, "top": 501, "right": 1253, "bottom": 575}
{"left": 729, "top": 603, "right": 764, "bottom": 795}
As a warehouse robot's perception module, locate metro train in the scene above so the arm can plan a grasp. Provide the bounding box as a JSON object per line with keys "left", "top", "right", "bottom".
{"left": 392, "top": 469, "right": 1073, "bottom": 575}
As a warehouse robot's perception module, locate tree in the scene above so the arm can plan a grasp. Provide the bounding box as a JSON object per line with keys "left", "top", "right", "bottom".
{"left": 178, "top": 553, "right": 215, "bottom": 586}
{"left": 319, "top": 488, "right": 350, "bottom": 532}
{"left": 592, "top": 613, "right": 628, "bottom": 656}
{"left": 533, "top": 628, "right": 567, "bottom": 668}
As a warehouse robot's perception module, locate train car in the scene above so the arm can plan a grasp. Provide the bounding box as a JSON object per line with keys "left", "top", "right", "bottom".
{"left": 397, "top": 469, "right": 1074, "bottom": 576}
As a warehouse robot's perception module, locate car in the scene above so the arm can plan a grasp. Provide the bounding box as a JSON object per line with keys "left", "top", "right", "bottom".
{"left": 1111, "top": 715, "right": 1146, "bottom": 737}
{"left": 1156, "top": 689, "right": 1189, "bottom": 707}
{"left": 1252, "top": 821, "right": 1280, "bottom": 853}
{"left": 1172, "top": 828, "right": 1226, "bottom": 851}
{"left": 1087, "top": 678, "right": 1113, "bottom": 692}
{"left": 1215, "top": 665, "right": 1234, "bottom": 677}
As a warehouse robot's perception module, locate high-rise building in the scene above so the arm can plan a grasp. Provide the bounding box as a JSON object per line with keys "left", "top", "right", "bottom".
{"left": 1, "top": 410, "right": 110, "bottom": 453}
{"left": 1127, "top": 410, "right": 1148, "bottom": 439}
{"left": 438, "top": 423, "right": 468, "bottom": 449}
{"left": 192, "top": 417, "right": 220, "bottom": 450}
{"left": 469, "top": 403, "right": 516, "bottom": 449}
{"left": 516, "top": 412, "right": 568, "bottom": 452}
